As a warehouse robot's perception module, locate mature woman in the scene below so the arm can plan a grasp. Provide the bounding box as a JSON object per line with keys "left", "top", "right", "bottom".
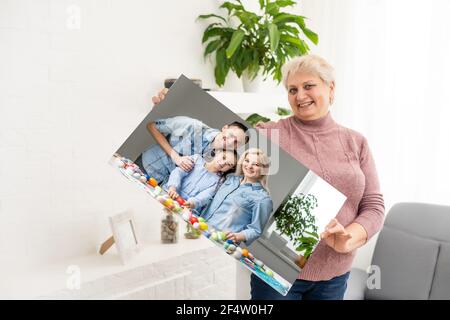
{"left": 250, "top": 54, "right": 385, "bottom": 300}
{"left": 151, "top": 54, "right": 384, "bottom": 300}
{"left": 200, "top": 148, "right": 273, "bottom": 246}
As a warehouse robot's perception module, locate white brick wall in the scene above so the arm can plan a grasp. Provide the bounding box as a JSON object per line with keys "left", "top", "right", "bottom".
{"left": 0, "top": 0, "right": 226, "bottom": 271}
{"left": 42, "top": 247, "right": 237, "bottom": 300}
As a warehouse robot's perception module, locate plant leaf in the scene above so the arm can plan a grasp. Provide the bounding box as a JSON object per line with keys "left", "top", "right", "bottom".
{"left": 266, "top": 2, "right": 279, "bottom": 15}
{"left": 268, "top": 23, "right": 280, "bottom": 52}
{"left": 202, "top": 25, "right": 223, "bottom": 43}
{"left": 204, "top": 39, "right": 222, "bottom": 57}
{"left": 299, "top": 25, "right": 319, "bottom": 45}
{"left": 276, "top": 107, "right": 291, "bottom": 116}
{"left": 280, "top": 34, "right": 308, "bottom": 54}
{"left": 275, "top": 0, "right": 296, "bottom": 7}
{"left": 273, "top": 13, "right": 306, "bottom": 28}
{"left": 197, "top": 14, "right": 227, "bottom": 23}
{"left": 220, "top": 1, "right": 244, "bottom": 14}
{"left": 226, "top": 29, "right": 245, "bottom": 58}
{"left": 215, "top": 48, "right": 230, "bottom": 87}
{"left": 259, "top": 0, "right": 265, "bottom": 9}
{"left": 245, "top": 113, "right": 271, "bottom": 127}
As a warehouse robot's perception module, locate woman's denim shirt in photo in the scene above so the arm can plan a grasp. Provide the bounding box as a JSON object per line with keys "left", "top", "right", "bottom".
{"left": 201, "top": 175, "right": 273, "bottom": 245}
{"left": 141, "top": 116, "right": 219, "bottom": 185}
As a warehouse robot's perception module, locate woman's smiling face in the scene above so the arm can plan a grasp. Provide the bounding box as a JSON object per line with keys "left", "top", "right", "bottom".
{"left": 242, "top": 153, "right": 263, "bottom": 180}
{"left": 287, "top": 71, "right": 335, "bottom": 121}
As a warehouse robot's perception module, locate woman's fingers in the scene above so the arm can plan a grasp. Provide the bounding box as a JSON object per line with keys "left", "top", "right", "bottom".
{"left": 325, "top": 218, "right": 338, "bottom": 230}
{"left": 158, "top": 88, "right": 168, "bottom": 101}
{"left": 152, "top": 88, "right": 168, "bottom": 105}
{"left": 151, "top": 95, "right": 160, "bottom": 104}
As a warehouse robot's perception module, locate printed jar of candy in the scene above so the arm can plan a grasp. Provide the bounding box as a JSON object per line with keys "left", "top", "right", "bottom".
{"left": 160, "top": 209, "right": 179, "bottom": 243}
{"left": 184, "top": 223, "right": 201, "bottom": 239}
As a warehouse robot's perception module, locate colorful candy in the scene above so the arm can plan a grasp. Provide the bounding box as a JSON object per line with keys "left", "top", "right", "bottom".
{"left": 133, "top": 172, "right": 141, "bottom": 179}
{"left": 199, "top": 222, "right": 208, "bottom": 231}
{"left": 193, "top": 222, "right": 200, "bottom": 229}
{"left": 226, "top": 244, "right": 236, "bottom": 254}
{"left": 241, "top": 248, "right": 249, "bottom": 257}
{"left": 153, "top": 186, "right": 162, "bottom": 196}
{"left": 163, "top": 198, "right": 174, "bottom": 207}
{"left": 148, "top": 177, "right": 158, "bottom": 187}
{"left": 175, "top": 196, "right": 185, "bottom": 206}
{"left": 232, "top": 250, "right": 242, "bottom": 259}
{"left": 189, "top": 216, "right": 198, "bottom": 225}
{"left": 265, "top": 269, "right": 274, "bottom": 277}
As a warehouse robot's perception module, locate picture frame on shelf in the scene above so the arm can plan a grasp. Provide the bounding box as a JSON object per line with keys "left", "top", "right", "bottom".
{"left": 107, "top": 211, "right": 140, "bottom": 265}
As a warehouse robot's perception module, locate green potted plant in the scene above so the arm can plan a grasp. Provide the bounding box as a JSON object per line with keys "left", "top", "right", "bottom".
{"left": 197, "top": 0, "right": 318, "bottom": 90}
{"left": 274, "top": 193, "right": 319, "bottom": 267}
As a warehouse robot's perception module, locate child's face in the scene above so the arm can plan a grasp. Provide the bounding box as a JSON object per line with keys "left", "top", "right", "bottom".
{"left": 213, "top": 151, "right": 236, "bottom": 172}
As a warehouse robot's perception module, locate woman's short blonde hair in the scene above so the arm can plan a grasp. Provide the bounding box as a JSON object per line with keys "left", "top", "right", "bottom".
{"left": 282, "top": 54, "right": 335, "bottom": 88}
{"left": 235, "top": 148, "right": 271, "bottom": 192}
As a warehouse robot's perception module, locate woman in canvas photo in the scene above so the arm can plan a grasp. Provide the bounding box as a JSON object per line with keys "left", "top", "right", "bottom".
{"left": 199, "top": 148, "right": 273, "bottom": 246}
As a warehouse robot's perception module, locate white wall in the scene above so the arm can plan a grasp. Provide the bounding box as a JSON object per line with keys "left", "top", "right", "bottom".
{"left": 0, "top": 0, "right": 239, "bottom": 278}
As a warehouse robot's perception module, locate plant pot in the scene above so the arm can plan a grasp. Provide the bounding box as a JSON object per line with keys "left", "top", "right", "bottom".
{"left": 242, "top": 69, "right": 262, "bottom": 92}
{"left": 295, "top": 254, "right": 308, "bottom": 269}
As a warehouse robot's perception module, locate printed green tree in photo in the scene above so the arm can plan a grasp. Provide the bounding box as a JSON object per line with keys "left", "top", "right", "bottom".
{"left": 274, "top": 193, "right": 319, "bottom": 258}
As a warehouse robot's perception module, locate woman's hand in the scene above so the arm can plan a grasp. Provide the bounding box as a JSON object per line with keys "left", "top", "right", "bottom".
{"left": 320, "top": 218, "right": 353, "bottom": 253}
{"left": 173, "top": 154, "right": 195, "bottom": 172}
{"left": 167, "top": 186, "right": 179, "bottom": 199}
{"left": 151, "top": 88, "right": 168, "bottom": 105}
{"left": 225, "top": 231, "right": 246, "bottom": 243}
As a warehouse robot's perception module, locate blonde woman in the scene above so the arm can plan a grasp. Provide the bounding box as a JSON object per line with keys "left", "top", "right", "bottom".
{"left": 200, "top": 148, "right": 273, "bottom": 246}
{"left": 250, "top": 54, "right": 385, "bottom": 300}
{"left": 152, "top": 55, "right": 384, "bottom": 299}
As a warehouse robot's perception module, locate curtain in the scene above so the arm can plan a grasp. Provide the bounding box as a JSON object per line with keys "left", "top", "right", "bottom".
{"left": 301, "top": 0, "right": 450, "bottom": 210}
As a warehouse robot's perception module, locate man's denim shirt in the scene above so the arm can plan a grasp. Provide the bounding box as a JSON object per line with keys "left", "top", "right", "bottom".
{"left": 141, "top": 116, "right": 219, "bottom": 185}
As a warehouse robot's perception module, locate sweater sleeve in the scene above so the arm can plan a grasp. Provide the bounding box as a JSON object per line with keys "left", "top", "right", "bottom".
{"left": 353, "top": 137, "right": 385, "bottom": 241}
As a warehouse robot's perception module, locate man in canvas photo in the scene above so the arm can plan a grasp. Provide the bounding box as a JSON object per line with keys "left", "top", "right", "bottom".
{"left": 134, "top": 115, "right": 249, "bottom": 185}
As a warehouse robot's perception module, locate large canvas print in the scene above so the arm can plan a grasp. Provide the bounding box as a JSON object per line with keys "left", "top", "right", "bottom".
{"left": 109, "top": 75, "right": 346, "bottom": 295}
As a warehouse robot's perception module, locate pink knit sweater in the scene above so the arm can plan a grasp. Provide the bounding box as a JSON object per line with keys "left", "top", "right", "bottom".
{"left": 258, "top": 112, "right": 385, "bottom": 281}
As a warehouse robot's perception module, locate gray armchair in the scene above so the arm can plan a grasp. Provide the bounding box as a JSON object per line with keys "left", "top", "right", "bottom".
{"left": 345, "top": 202, "right": 450, "bottom": 300}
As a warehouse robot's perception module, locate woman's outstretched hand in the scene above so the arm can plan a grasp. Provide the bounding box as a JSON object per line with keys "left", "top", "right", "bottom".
{"left": 320, "top": 218, "right": 353, "bottom": 253}
{"left": 151, "top": 88, "right": 168, "bottom": 105}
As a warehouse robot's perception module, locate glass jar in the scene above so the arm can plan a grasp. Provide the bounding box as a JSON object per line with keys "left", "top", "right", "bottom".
{"left": 160, "top": 209, "right": 179, "bottom": 243}
{"left": 184, "top": 223, "right": 201, "bottom": 239}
